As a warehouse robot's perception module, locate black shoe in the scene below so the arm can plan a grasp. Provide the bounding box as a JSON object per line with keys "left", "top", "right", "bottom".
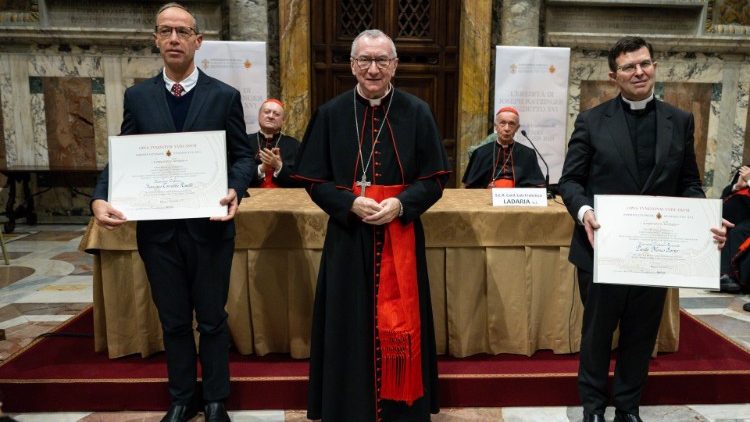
{"left": 161, "top": 403, "right": 198, "bottom": 422}
{"left": 743, "top": 302, "right": 750, "bottom": 312}
{"left": 720, "top": 274, "right": 742, "bottom": 293}
{"left": 614, "top": 410, "right": 643, "bottom": 422}
{"left": 204, "top": 401, "right": 231, "bottom": 422}
{"left": 583, "top": 411, "right": 606, "bottom": 422}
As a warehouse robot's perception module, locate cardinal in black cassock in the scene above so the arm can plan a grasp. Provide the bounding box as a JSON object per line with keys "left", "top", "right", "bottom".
{"left": 462, "top": 106, "right": 545, "bottom": 189}
{"left": 292, "top": 29, "right": 450, "bottom": 422}
{"left": 247, "top": 98, "right": 301, "bottom": 188}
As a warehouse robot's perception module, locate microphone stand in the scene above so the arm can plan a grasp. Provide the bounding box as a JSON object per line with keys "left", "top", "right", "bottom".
{"left": 520, "top": 130, "right": 552, "bottom": 199}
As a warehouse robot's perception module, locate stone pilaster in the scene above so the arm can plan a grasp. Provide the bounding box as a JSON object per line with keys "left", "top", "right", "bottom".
{"left": 501, "top": 0, "right": 541, "bottom": 46}
{"left": 456, "top": 1, "right": 493, "bottom": 183}
{"left": 278, "top": 0, "right": 310, "bottom": 140}
{"left": 226, "top": 0, "right": 268, "bottom": 41}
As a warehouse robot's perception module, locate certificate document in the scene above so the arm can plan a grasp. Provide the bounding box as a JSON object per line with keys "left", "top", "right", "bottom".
{"left": 108, "top": 131, "right": 228, "bottom": 221}
{"left": 594, "top": 195, "right": 721, "bottom": 289}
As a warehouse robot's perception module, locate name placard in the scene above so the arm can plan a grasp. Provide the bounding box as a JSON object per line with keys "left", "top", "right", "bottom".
{"left": 491, "top": 188, "right": 548, "bottom": 207}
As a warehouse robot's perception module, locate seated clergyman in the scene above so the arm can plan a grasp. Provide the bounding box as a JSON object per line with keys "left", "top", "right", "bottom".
{"left": 462, "top": 106, "right": 545, "bottom": 189}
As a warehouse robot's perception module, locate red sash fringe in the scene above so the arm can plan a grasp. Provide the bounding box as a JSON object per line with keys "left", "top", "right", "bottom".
{"left": 352, "top": 183, "right": 423, "bottom": 405}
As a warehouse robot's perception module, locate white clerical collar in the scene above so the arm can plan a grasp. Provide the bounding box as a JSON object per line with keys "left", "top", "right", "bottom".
{"left": 163, "top": 66, "right": 199, "bottom": 94}
{"left": 356, "top": 84, "right": 393, "bottom": 106}
{"left": 621, "top": 92, "right": 654, "bottom": 111}
{"left": 259, "top": 129, "right": 279, "bottom": 139}
{"left": 495, "top": 139, "right": 514, "bottom": 149}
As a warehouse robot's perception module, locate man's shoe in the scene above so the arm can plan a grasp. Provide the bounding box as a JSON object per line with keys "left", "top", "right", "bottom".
{"left": 720, "top": 274, "right": 742, "bottom": 293}
{"left": 743, "top": 302, "right": 750, "bottom": 312}
{"left": 583, "top": 412, "right": 606, "bottom": 422}
{"left": 614, "top": 410, "right": 643, "bottom": 422}
{"left": 160, "top": 403, "right": 198, "bottom": 422}
{"left": 204, "top": 401, "right": 231, "bottom": 422}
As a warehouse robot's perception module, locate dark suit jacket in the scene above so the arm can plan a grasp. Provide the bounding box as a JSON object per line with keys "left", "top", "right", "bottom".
{"left": 92, "top": 69, "right": 253, "bottom": 243}
{"left": 558, "top": 96, "right": 704, "bottom": 271}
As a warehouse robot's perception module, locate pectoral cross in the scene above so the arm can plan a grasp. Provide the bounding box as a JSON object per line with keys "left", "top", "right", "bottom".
{"left": 357, "top": 175, "right": 371, "bottom": 197}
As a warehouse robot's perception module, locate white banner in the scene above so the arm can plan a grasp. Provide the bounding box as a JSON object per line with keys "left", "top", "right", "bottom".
{"left": 195, "top": 41, "right": 267, "bottom": 133}
{"left": 494, "top": 46, "right": 570, "bottom": 183}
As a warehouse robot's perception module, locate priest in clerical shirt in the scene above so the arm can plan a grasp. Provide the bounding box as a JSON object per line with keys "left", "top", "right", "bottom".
{"left": 462, "top": 106, "right": 545, "bottom": 189}
{"left": 293, "top": 29, "right": 450, "bottom": 421}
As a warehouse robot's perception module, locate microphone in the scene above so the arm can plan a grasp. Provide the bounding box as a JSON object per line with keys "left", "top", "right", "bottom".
{"left": 520, "top": 130, "right": 551, "bottom": 198}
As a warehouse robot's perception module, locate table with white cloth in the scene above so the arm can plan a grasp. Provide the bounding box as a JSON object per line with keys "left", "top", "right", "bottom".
{"left": 80, "top": 188, "right": 680, "bottom": 359}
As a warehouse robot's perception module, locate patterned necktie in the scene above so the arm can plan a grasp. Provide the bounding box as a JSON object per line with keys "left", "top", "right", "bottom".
{"left": 171, "top": 83, "right": 184, "bottom": 97}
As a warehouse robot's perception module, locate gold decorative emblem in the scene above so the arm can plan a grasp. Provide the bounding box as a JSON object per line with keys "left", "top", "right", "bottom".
{"left": 510, "top": 64, "right": 517, "bottom": 74}
{"left": 166, "top": 150, "right": 172, "bottom": 157}
{"left": 201, "top": 58, "right": 209, "bottom": 69}
{"left": 656, "top": 212, "right": 662, "bottom": 219}
{"left": 549, "top": 64, "right": 556, "bottom": 73}
{"left": 244, "top": 59, "right": 252, "bottom": 69}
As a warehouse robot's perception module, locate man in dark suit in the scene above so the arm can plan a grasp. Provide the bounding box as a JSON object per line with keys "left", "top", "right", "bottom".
{"left": 90, "top": 3, "right": 252, "bottom": 421}
{"left": 559, "top": 36, "right": 729, "bottom": 422}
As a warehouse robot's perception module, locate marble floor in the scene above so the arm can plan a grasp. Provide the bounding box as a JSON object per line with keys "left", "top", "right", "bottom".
{"left": 0, "top": 224, "right": 748, "bottom": 422}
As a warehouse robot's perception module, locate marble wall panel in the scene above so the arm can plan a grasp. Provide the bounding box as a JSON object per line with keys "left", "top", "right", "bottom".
{"left": 728, "top": 80, "right": 747, "bottom": 171}
{"left": 28, "top": 55, "right": 101, "bottom": 78}
{"left": 29, "top": 87, "right": 49, "bottom": 168}
{"left": 546, "top": 5, "right": 702, "bottom": 35}
{"left": 92, "top": 91, "right": 107, "bottom": 169}
{"left": 744, "top": 84, "right": 750, "bottom": 165}
{"left": 120, "top": 57, "right": 162, "bottom": 80}
{"left": 0, "top": 57, "right": 9, "bottom": 169}
{"left": 0, "top": 88, "right": 5, "bottom": 169}
{"left": 579, "top": 80, "right": 618, "bottom": 112}
{"left": 42, "top": 77, "right": 96, "bottom": 169}
{"left": 7, "top": 54, "right": 33, "bottom": 167}
{"left": 663, "top": 82, "right": 714, "bottom": 181}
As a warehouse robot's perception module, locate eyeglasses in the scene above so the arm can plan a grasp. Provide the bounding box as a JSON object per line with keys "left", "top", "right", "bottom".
{"left": 616, "top": 60, "right": 654, "bottom": 74}
{"left": 351, "top": 56, "right": 396, "bottom": 70}
{"left": 154, "top": 25, "right": 197, "bottom": 40}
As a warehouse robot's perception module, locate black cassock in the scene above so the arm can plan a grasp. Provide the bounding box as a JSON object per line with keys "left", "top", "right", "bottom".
{"left": 294, "top": 88, "right": 450, "bottom": 421}
{"left": 462, "top": 140, "right": 545, "bottom": 188}
{"left": 247, "top": 132, "right": 301, "bottom": 187}
{"left": 721, "top": 171, "right": 750, "bottom": 288}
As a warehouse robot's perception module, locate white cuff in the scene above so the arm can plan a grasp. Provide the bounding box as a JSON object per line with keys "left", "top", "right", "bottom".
{"left": 577, "top": 205, "right": 594, "bottom": 225}
{"left": 273, "top": 162, "right": 283, "bottom": 178}
{"left": 257, "top": 164, "right": 264, "bottom": 178}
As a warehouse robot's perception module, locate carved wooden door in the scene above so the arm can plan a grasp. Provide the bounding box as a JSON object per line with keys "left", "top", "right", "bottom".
{"left": 311, "top": 0, "right": 460, "bottom": 183}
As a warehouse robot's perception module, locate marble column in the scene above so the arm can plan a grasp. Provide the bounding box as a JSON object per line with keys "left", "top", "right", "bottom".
{"left": 226, "top": 0, "right": 268, "bottom": 41}
{"left": 278, "top": 0, "right": 310, "bottom": 140}
{"left": 708, "top": 55, "right": 743, "bottom": 198}
{"left": 456, "top": 1, "right": 493, "bottom": 183}
{"left": 501, "top": 0, "right": 541, "bottom": 46}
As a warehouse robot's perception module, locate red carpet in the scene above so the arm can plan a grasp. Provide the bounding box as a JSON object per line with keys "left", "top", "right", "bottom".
{"left": 0, "top": 308, "right": 749, "bottom": 412}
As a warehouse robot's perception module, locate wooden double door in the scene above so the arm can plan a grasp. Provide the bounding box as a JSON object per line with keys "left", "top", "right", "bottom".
{"left": 311, "top": 0, "right": 461, "bottom": 183}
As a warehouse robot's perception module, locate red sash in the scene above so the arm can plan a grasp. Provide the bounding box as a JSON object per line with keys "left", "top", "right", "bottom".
{"left": 260, "top": 168, "right": 278, "bottom": 188}
{"left": 352, "top": 183, "right": 423, "bottom": 405}
{"left": 725, "top": 186, "right": 750, "bottom": 202}
{"left": 490, "top": 178, "right": 515, "bottom": 188}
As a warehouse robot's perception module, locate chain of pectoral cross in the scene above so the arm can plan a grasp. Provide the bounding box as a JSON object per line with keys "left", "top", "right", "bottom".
{"left": 353, "top": 88, "right": 394, "bottom": 197}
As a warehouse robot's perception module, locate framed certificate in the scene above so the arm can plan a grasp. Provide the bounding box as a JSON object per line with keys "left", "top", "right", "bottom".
{"left": 593, "top": 195, "right": 721, "bottom": 289}
{"left": 108, "top": 131, "right": 228, "bottom": 221}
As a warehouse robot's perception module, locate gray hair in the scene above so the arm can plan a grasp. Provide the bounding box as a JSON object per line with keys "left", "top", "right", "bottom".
{"left": 156, "top": 2, "right": 200, "bottom": 34}
{"left": 350, "top": 29, "right": 397, "bottom": 58}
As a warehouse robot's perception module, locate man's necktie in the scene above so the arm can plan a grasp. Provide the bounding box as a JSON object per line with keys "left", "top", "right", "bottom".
{"left": 171, "top": 83, "right": 184, "bottom": 97}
